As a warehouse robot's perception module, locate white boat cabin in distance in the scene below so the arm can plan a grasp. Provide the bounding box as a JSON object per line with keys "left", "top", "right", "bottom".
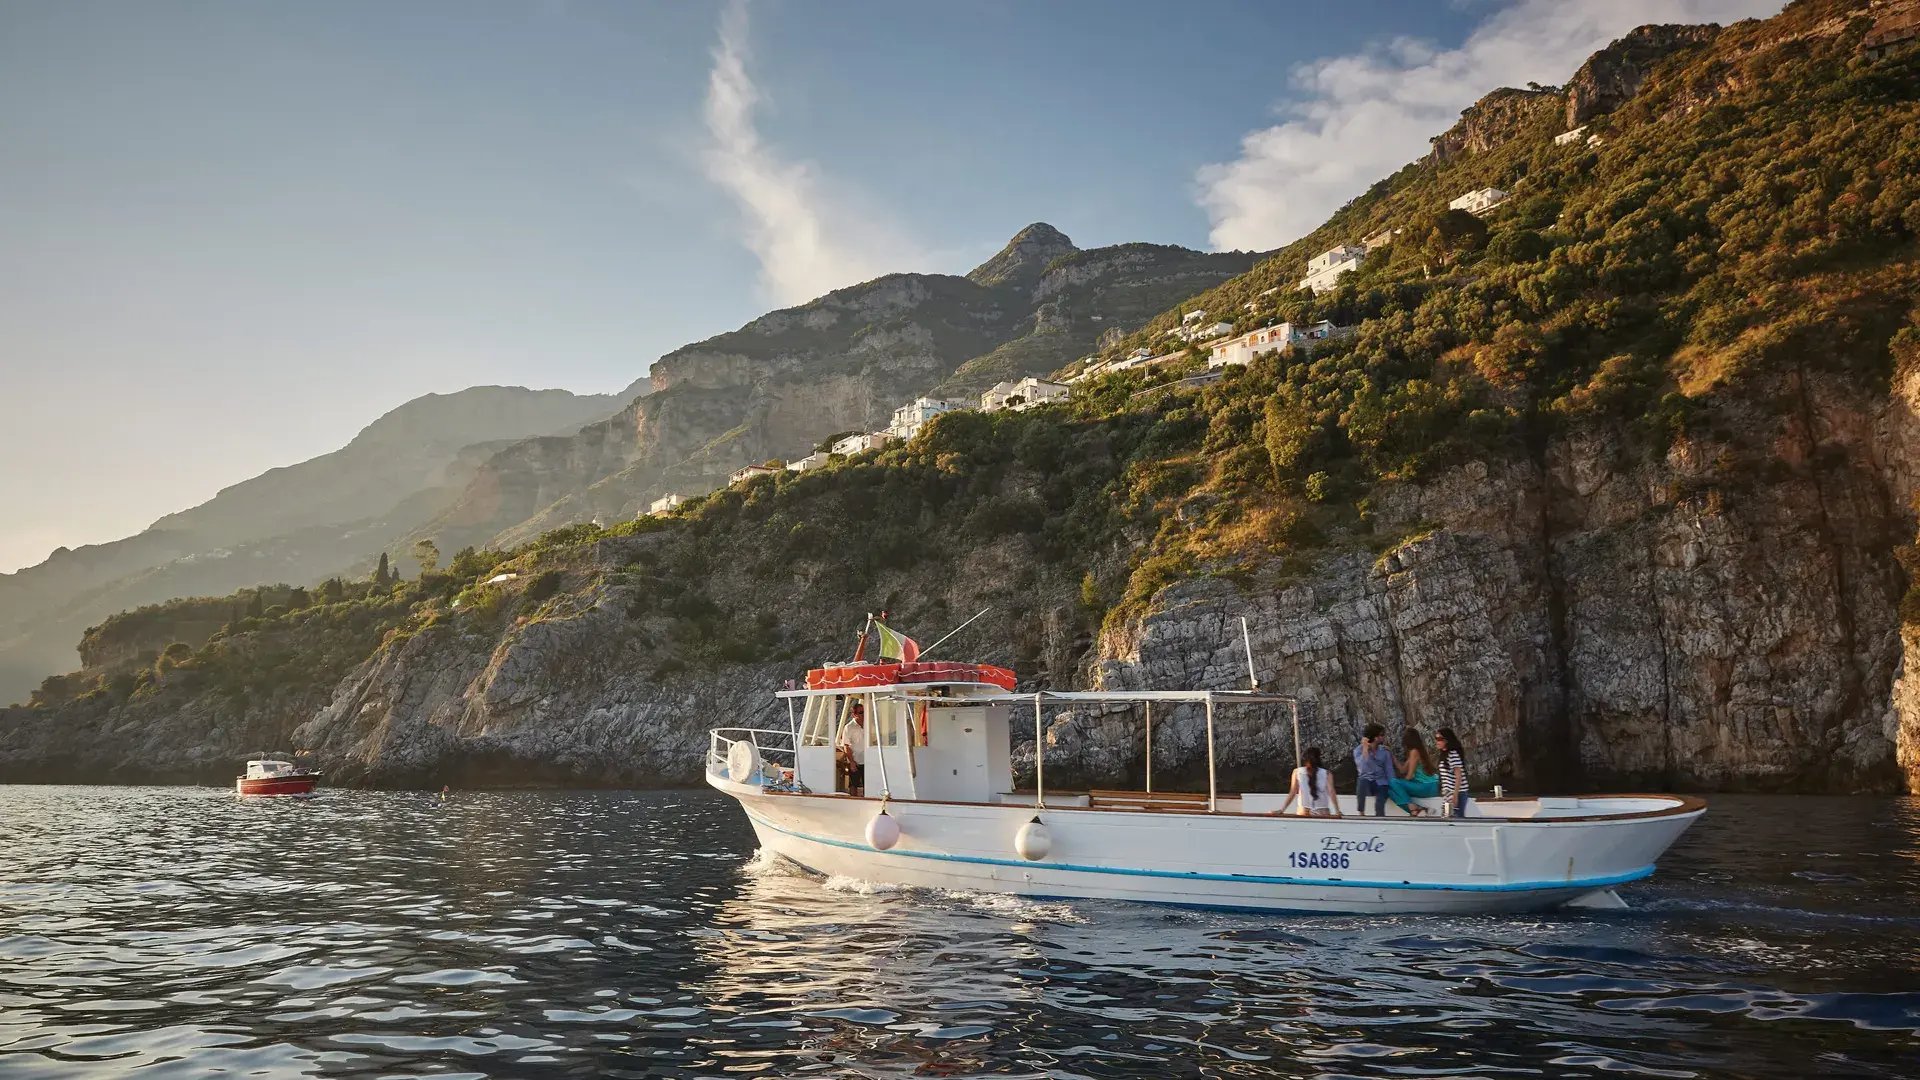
{"left": 708, "top": 630, "right": 1706, "bottom": 915}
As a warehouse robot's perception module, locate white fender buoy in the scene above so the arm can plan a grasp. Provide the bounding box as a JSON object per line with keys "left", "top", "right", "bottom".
{"left": 1014, "top": 816, "right": 1051, "bottom": 861}
{"left": 725, "top": 740, "right": 760, "bottom": 784}
{"left": 866, "top": 811, "right": 900, "bottom": 851}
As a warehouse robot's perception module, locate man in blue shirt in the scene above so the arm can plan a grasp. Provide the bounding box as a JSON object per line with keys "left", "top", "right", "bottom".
{"left": 1353, "top": 723, "right": 1393, "bottom": 817}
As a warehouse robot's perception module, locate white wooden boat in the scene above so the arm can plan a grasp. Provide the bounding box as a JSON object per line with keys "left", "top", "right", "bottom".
{"left": 707, "top": 662, "right": 1704, "bottom": 915}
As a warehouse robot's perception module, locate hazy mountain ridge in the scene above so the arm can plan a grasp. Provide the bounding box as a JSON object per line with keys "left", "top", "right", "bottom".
{"left": 0, "top": 384, "right": 643, "bottom": 704}
{"left": 408, "top": 230, "right": 1257, "bottom": 553}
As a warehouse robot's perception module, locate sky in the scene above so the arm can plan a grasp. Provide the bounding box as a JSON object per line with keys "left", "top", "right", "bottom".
{"left": 0, "top": 0, "right": 1780, "bottom": 574}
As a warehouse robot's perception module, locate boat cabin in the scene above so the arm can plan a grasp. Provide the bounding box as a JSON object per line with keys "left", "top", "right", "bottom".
{"left": 242, "top": 757, "right": 302, "bottom": 780}
{"left": 780, "top": 662, "right": 1018, "bottom": 802}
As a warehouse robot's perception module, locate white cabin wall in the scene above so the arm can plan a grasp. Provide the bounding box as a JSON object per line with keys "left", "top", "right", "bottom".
{"left": 986, "top": 708, "right": 1012, "bottom": 794}
{"left": 911, "top": 707, "right": 996, "bottom": 802}
{"left": 796, "top": 746, "right": 835, "bottom": 793}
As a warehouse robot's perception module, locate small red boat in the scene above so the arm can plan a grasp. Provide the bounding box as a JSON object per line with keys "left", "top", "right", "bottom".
{"left": 235, "top": 755, "right": 321, "bottom": 797}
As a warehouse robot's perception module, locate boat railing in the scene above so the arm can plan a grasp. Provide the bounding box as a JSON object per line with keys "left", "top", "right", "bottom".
{"left": 707, "top": 727, "right": 799, "bottom": 788}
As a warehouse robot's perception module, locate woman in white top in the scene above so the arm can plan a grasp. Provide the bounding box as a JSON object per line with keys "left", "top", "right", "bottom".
{"left": 1274, "top": 746, "right": 1341, "bottom": 817}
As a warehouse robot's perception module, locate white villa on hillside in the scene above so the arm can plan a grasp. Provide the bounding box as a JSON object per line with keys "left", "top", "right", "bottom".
{"left": 647, "top": 493, "right": 686, "bottom": 515}
{"left": 1553, "top": 125, "right": 1588, "bottom": 146}
{"left": 1299, "top": 246, "right": 1365, "bottom": 294}
{"left": 831, "top": 431, "right": 897, "bottom": 456}
{"left": 1209, "top": 320, "right": 1352, "bottom": 370}
{"left": 888, "top": 397, "right": 965, "bottom": 440}
{"left": 1117, "top": 350, "right": 1183, "bottom": 372}
{"left": 729, "top": 463, "right": 781, "bottom": 486}
{"left": 1449, "top": 187, "right": 1510, "bottom": 215}
{"left": 981, "top": 377, "right": 1069, "bottom": 412}
{"left": 786, "top": 452, "right": 830, "bottom": 473}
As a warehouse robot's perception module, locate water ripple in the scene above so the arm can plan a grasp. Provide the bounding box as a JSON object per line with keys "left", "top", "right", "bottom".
{"left": 1, "top": 787, "right": 1917, "bottom": 1077}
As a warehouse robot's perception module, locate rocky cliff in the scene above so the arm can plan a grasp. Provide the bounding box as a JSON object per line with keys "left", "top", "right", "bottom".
{"left": 1563, "top": 24, "right": 1723, "bottom": 128}
{"left": 1429, "top": 88, "right": 1563, "bottom": 162}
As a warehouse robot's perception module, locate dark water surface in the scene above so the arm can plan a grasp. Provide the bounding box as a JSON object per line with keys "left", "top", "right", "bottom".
{"left": 2, "top": 788, "right": 1917, "bottom": 1078}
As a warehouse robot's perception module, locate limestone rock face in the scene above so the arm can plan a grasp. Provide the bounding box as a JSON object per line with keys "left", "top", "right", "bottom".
{"left": 1564, "top": 24, "right": 1722, "bottom": 127}
{"left": 1429, "top": 88, "right": 1563, "bottom": 163}
{"left": 967, "top": 223, "right": 1080, "bottom": 290}
{"left": 1061, "top": 376, "right": 1909, "bottom": 796}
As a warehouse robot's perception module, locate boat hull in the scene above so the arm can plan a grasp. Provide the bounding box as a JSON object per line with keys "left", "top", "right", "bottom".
{"left": 235, "top": 775, "right": 320, "bottom": 797}
{"left": 714, "top": 780, "right": 1702, "bottom": 915}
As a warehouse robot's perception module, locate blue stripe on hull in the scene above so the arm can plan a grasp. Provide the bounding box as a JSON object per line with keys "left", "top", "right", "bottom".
{"left": 742, "top": 810, "right": 1657, "bottom": 894}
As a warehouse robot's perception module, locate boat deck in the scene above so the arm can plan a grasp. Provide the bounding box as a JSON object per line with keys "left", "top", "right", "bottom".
{"left": 762, "top": 785, "right": 1706, "bottom": 824}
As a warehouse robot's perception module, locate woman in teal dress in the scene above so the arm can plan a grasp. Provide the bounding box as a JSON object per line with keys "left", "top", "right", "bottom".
{"left": 1388, "top": 728, "right": 1440, "bottom": 815}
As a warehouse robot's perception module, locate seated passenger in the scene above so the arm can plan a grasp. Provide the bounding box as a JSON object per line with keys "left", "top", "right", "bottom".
{"left": 1388, "top": 728, "right": 1440, "bottom": 816}
{"left": 1434, "top": 727, "right": 1470, "bottom": 817}
{"left": 1353, "top": 723, "right": 1393, "bottom": 817}
{"left": 1273, "top": 746, "right": 1341, "bottom": 818}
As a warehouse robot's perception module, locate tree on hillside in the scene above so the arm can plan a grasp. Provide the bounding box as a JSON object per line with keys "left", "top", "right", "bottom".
{"left": 319, "top": 577, "right": 344, "bottom": 604}
{"left": 287, "top": 586, "right": 310, "bottom": 610}
{"left": 374, "top": 553, "right": 392, "bottom": 587}
{"left": 1414, "top": 208, "right": 1490, "bottom": 270}
{"left": 411, "top": 539, "right": 441, "bottom": 577}
{"left": 246, "top": 591, "right": 264, "bottom": 619}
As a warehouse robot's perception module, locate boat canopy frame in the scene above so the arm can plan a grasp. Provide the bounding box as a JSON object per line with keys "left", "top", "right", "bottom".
{"left": 876, "top": 688, "right": 1305, "bottom": 813}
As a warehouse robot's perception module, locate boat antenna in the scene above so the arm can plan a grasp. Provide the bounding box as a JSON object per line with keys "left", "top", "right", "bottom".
{"left": 917, "top": 608, "right": 990, "bottom": 662}
{"left": 1243, "top": 616, "right": 1298, "bottom": 766}
{"left": 1240, "top": 616, "right": 1259, "bottom": 690}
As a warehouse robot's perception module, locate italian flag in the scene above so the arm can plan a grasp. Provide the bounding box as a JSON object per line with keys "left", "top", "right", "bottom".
{"left": 875, "top": 621, "right": 920, "bottom": 663}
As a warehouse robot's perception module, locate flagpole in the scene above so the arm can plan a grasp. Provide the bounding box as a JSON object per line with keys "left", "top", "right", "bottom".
{"left": 917, "top": 608, "right": 990, "bottom": 662}
{"left": 850, "top": 612, "right": 874, "bottom": 662}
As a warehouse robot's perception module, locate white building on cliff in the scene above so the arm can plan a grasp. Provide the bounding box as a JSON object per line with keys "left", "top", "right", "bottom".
{"left": 1448, "top": 187, "right": 1510, "bottom": 215}
{"left": 981, "top": 376, "right": 1070, "bottom": 412}
{"left": 888, "top": 397, "right": 965, "bottom": 439}
{"left": 831, "top": 431, "right": 897, "bottom": 456}
{"left": 1209, "top": 320, "right": 1353, "bottom": 370}
{"left": 1298, "top": 246, "right": 1365, "bottom": 294}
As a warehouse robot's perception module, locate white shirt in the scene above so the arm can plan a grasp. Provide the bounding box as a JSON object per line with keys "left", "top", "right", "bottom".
{"left": 837, "top": 718, "right": 868, "bottom": 755}
{"left": 1292, "top": 766, "right": 1336, "bottom": 815}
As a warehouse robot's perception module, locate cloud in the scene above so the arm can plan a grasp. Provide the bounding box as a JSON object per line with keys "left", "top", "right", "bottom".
{"left": 1195, "top": 0, "right": 1782, "bottom": 252}
{"left": 701, "top": 0, "right": 923, "bottom": 306}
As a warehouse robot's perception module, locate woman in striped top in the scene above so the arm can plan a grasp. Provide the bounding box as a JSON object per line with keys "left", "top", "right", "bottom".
{"left": 1433, "top": 727, "right": 1469, "bottom": 817}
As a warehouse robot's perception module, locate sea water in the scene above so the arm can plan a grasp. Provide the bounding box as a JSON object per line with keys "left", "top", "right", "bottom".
{"left": 1, "top": 786, "right": 1916, "bottom": 1078}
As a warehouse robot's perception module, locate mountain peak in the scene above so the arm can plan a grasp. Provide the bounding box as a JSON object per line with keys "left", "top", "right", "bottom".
{"left": 967, "top": 222, "right": 1079, "bottom": 288}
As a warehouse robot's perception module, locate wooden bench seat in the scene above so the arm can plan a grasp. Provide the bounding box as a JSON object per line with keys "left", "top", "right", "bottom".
{"left": 1088, "top": 789, "right": 1211, "bottom": 811}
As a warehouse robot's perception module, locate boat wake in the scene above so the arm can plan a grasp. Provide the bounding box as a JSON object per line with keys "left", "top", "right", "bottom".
{"left": 740, "top": 847, "right": 804, "bottom": 878}
{"left": 767, "top": 860, "right": 1089, "bottom": 923}
{"left": 1631, "top": 897, "right": 1920, "bottom": 927}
